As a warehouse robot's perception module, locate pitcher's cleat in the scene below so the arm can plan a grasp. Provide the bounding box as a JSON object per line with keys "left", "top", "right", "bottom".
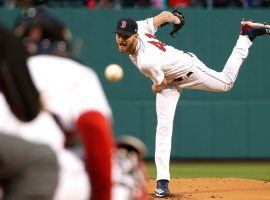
{"left": 240, "top": 19, "right": 270, "bottom": 41}
{"left": 155, "top": 179, "right": 170, "bottom": 197}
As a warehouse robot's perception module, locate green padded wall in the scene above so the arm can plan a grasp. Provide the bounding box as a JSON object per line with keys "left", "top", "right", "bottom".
{"left": 1, "top": 8, "right": 270, "bottom": 158}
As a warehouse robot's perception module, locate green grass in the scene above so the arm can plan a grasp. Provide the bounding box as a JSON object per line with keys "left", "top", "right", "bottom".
{"left": 146, "top": 162, "right": 270, "bottom": 181}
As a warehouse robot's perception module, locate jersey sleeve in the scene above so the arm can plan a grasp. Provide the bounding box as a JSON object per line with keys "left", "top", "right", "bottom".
{"left": 137, "top": 18, "right": 157, "bottom": 35}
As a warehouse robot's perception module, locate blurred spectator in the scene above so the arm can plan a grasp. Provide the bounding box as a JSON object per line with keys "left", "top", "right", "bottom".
{"left": 0, "top": 0, "right": 85, "bottom": 8}
{"left": 259, "top": 0, "right": 270, "bottom": 6}
{"left": 48, "top": 0, "right": 84, "bottom": 7}
{"left": 85, "top": 0, "right": 113, "bottom": 8}
{"left": 151, "top": 0, "right": 163, "bottom": 8}
{"left": 213, "top": 0, "right": 244, "bottom": 7}
{"left": 167, "top": 0, "right": 190, "bottom": 7}
{"left": 86, "top": 0, "right": 96, "bottom": 8}
{"left": 190, "top": 0, "right": 208, "bottom": 7}
{"left": 151, "top": 0, "right": 167, "bottom": 9}
{"left": 246, "top": 0, "right": 270, "bottom": 7}
{"left": 0, "top": 0, "right": 48, "bottom": 8}
{"left": 1, "top": 0, "right": 16, "bottom": 8}
{"left": 120, "top": 0, "right": 152, "bottom": 7}
{"left": 1, "top": 0, "right": 270, "bottom": 7}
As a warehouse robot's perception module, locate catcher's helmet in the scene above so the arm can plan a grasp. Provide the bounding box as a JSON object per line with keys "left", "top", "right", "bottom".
{"left": 116, "top": 135, "right": 147, "bottom": 157}
{"left": 14, "top": 7, "right": 72, "bottom": 55}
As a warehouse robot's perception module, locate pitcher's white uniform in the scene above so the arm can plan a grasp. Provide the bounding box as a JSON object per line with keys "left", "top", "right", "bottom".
{"left": 0, "top": 55, "right": 112, "bottom": 200}
{"left": 129, "top": 18, "right": 252, "bottom": 181}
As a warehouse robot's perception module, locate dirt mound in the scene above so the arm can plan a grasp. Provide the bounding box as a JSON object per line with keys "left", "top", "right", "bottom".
{"left": 147, "top": 178, "right": 270, "bottom": 200}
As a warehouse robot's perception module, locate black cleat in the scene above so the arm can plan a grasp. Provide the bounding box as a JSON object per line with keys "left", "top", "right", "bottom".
{"left": 240, "top": 19, "right": 270, "bottom": 41}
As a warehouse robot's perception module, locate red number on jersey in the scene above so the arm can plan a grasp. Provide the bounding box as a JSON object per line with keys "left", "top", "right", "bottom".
{"left": 145, "top": 33, "right": 166, "bottom": 52}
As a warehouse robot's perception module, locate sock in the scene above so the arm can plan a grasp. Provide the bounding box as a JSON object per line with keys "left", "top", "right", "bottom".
{"left": 77, "top": 111, "right": 115, "bottom": 200}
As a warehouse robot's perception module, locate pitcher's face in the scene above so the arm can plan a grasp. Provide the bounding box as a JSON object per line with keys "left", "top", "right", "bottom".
{"left": 115, "top": 33, "right": 137, "bottom": 53}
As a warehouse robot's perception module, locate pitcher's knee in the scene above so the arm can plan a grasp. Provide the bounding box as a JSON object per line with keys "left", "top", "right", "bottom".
{"left": 222, "top": 82, "right": 234, "bottom": 92}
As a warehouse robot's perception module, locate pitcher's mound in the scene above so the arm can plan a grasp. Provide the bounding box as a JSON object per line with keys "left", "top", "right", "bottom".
{"left": 147, "top": 178, "right": 270, "bottom": 200}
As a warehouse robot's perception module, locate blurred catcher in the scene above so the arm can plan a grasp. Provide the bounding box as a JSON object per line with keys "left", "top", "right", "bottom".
{"left": 0, "top": 7, "right": 148, "bottom": 200}
{"left": 8, "top": 6, "right": 113, "bottom": 200}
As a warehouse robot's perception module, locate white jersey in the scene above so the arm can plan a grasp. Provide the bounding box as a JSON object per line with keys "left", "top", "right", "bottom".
{"left": 129, "top": 18, "right": 193, "bottom": 85}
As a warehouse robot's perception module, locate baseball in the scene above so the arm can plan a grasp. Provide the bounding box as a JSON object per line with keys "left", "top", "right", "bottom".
{"left": 105, "top": 64, "right": 123, "bottom": 82}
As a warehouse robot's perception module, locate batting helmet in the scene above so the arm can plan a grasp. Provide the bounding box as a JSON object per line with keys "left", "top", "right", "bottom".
{"left": 14, "top": 7, "right": 72, "bottom": 55}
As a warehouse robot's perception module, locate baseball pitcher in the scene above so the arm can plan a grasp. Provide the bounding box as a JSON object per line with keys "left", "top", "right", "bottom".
{"left": 114, "top": 9, "right": 270, "bottom": 197}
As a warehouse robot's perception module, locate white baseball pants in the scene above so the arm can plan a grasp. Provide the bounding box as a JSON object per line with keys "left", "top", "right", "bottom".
{"left": 155, "top": 35, "right": 252, "bottom": 181}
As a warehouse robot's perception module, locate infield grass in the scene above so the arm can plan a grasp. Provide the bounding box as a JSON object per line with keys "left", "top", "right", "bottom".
{"left": 146, "top": 162, "right": 270, "bottom": 181}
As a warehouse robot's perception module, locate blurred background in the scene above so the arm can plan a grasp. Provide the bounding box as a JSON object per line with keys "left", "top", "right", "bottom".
{"left": 0, "top": 0, "right": 270, "bottom": 9}
{"left": 0, "top": 0, "right": 270, "bottom": 162}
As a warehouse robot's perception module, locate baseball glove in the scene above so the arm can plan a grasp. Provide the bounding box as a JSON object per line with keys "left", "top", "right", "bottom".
{"left": 161, "top": 9, "right": 185, "bottom": 37}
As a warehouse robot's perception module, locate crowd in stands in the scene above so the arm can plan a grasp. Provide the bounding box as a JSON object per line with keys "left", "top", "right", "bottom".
{"left": 0, "top": 0, "right": 269, "bottom": 9}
